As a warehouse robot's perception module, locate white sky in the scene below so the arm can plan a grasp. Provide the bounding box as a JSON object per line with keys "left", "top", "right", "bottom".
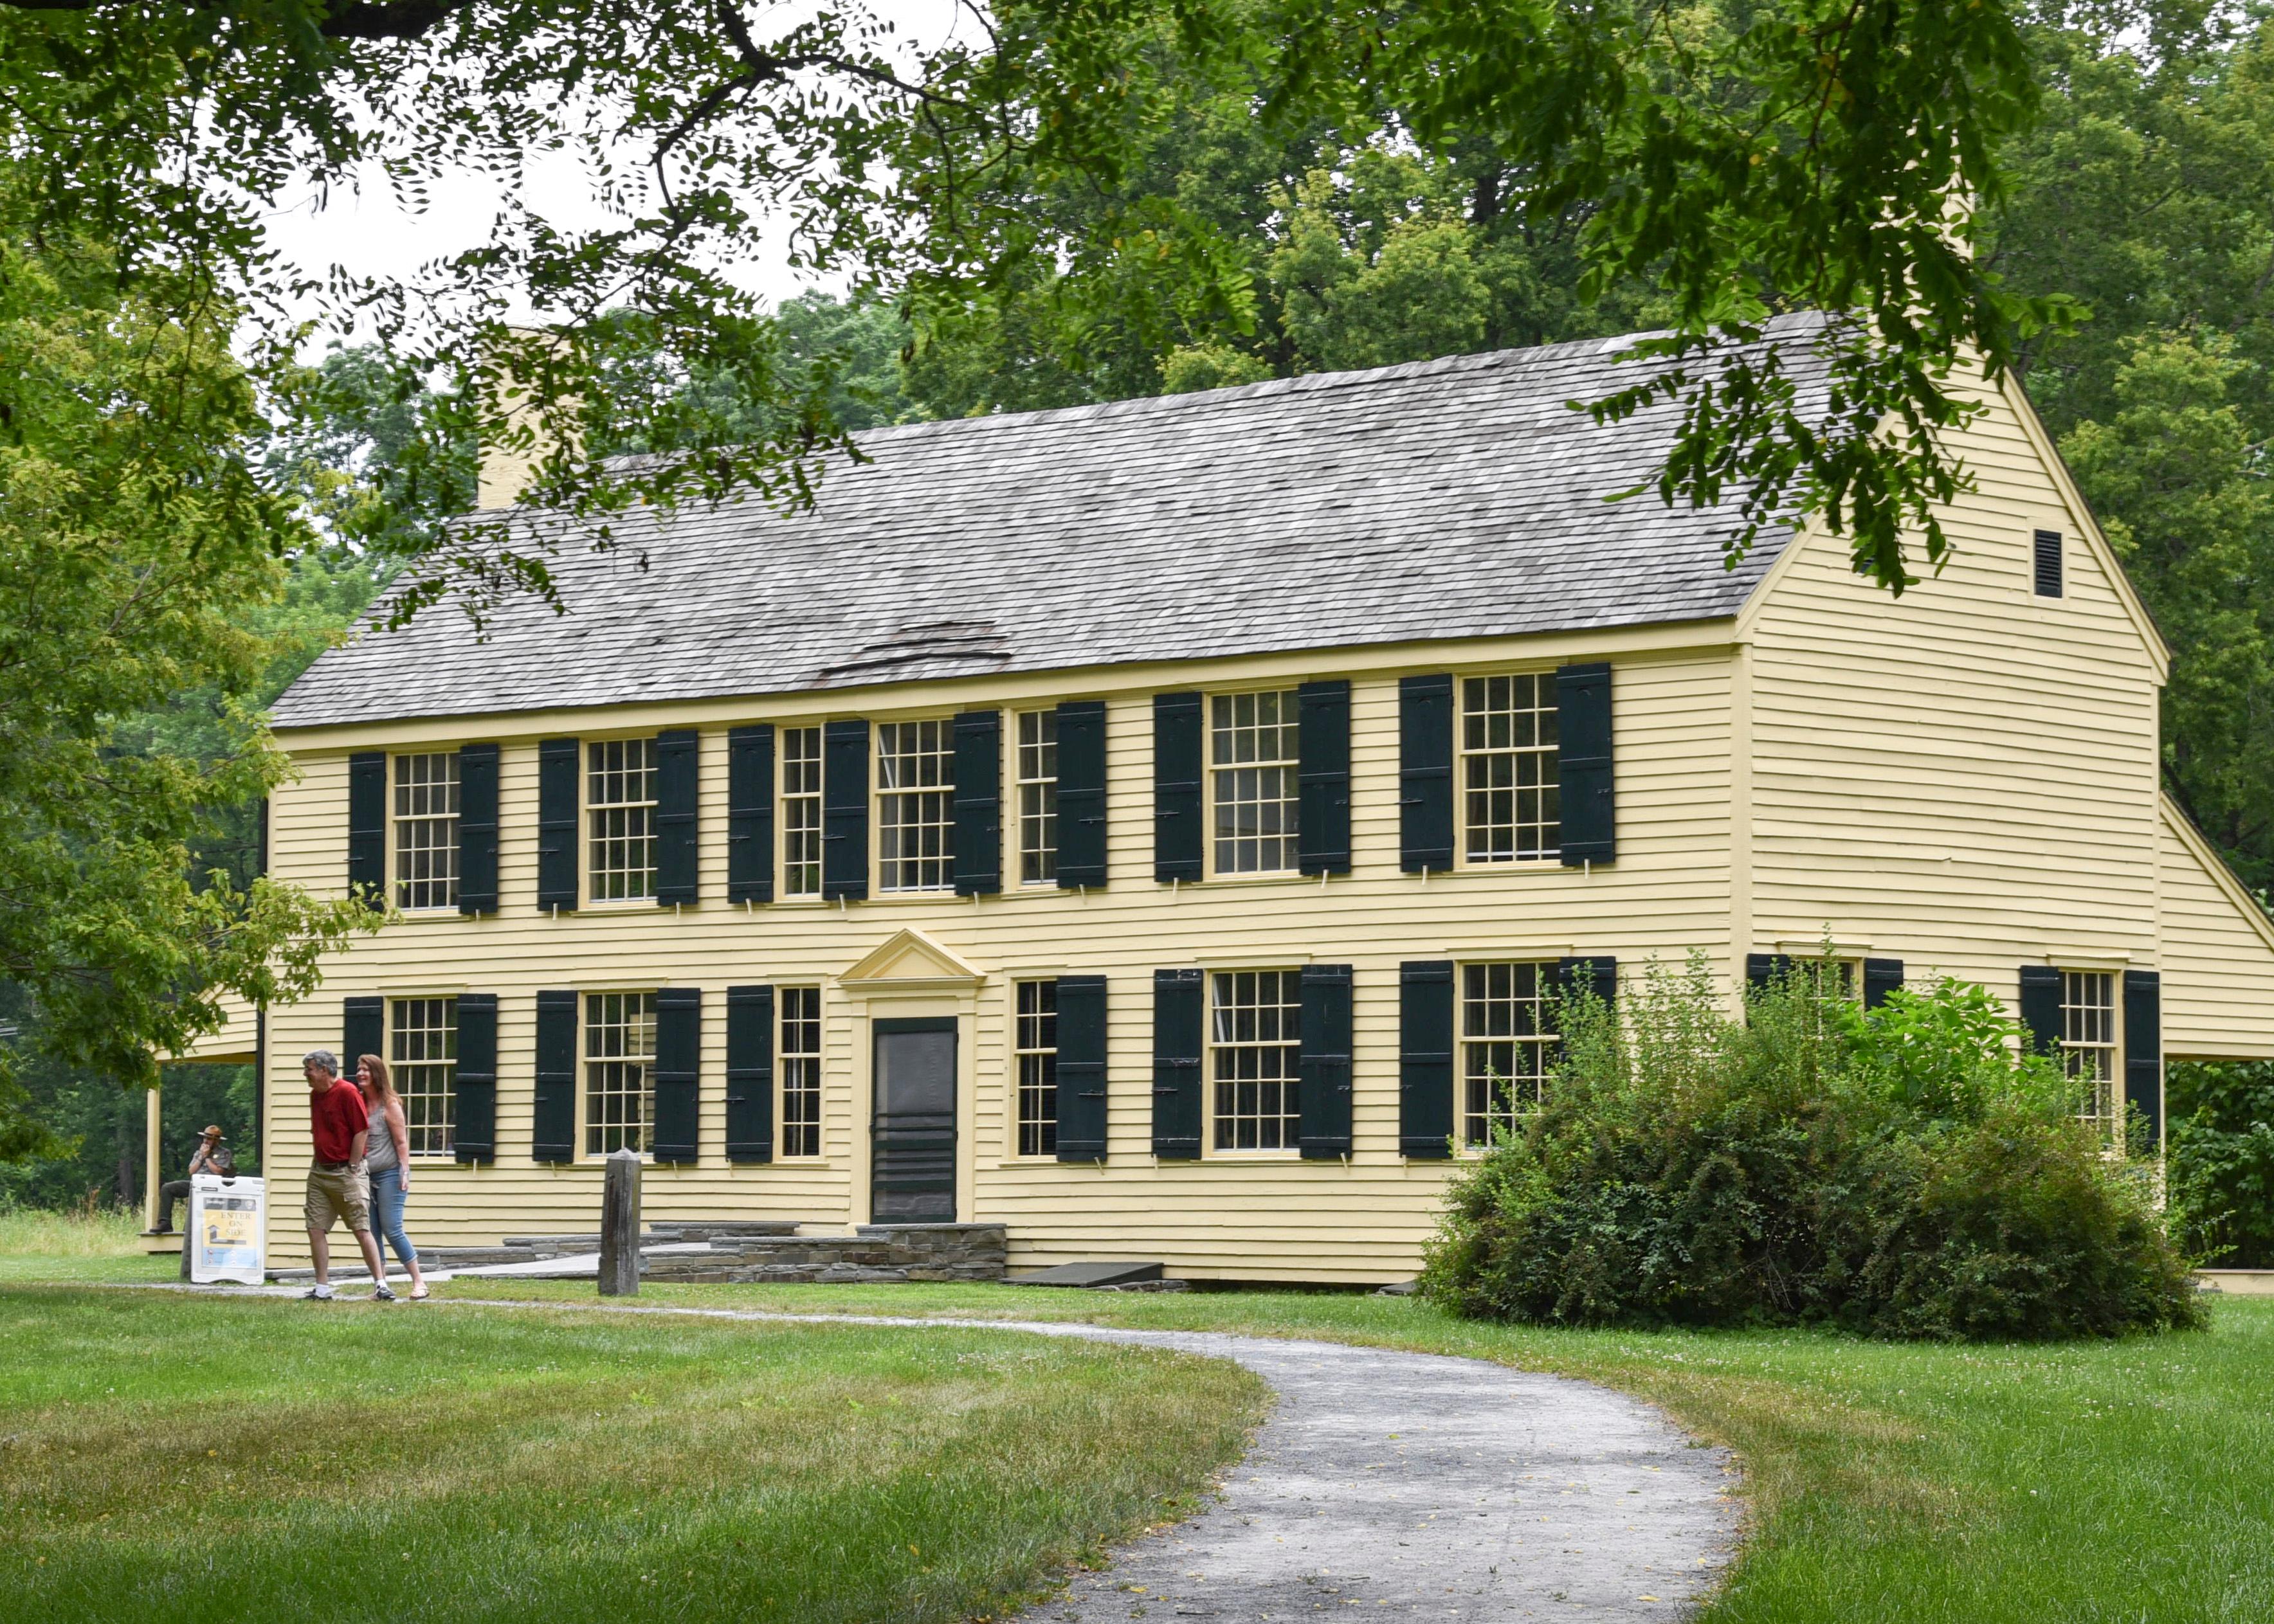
{"left": 259, "top": 1, "right": 976, "bottom": 345}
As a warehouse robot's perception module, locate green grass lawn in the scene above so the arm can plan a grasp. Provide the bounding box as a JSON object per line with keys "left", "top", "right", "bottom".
{"left": 0, "top": 1286, "right": 1264, "bottom": 1624}
{"left": 419, "top": 1277, "right": 2274, "bottom": 1624}
{"left": 0, "top": 1207, "right": 181, "bottom": 1283}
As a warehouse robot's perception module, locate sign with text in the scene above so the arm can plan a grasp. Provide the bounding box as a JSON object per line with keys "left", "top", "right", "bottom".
{"left": 189, "top": 1175, "right": 265, "bottom": 1285}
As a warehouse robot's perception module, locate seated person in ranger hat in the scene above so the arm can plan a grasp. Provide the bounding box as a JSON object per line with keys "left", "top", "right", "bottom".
{"left": 300, "top": 1050, "right": 392, "bottom": 1301}
{"left": 152, "top": 1125, "right": 233, "bottom": 1236}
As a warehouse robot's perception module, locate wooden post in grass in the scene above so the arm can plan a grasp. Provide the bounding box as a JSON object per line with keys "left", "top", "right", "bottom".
{"left": 599, "top": 1146, "right": 641, "bottom": 1297}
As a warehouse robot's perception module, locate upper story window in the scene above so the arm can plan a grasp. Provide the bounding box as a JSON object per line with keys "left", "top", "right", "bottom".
{"left": 1210, "top": 690, "right": 1298, "bottom": 875}
{"left": 1461, "top": 674, "right": 1560, "bottom": 863}
{"left": 1016, "top": 979, "right": 1059, "bottom": 1156}
{"left": 877, "top": 719, "right": 954, "bottom": 893}
{"left": 781, "top": 725, "right": 823, "bottom": 899}
{"left": 585, "top": 990, "right": 657, "bottom": 1155}
{"left": 1462, "top": 963, "right": 1556, "bottom": 1146}
{"left": 588, "top": 738, "right": 657, "bottom": 901}
{"left": 779, "top": 986, "right": 823, "bottom": 1157}
{"left": 392, "top": 752, "right": 459, "bottom": 909}
{"left": 388, "top": 997, "right": 456, "bottom": 1156}
{"left": 1017, "top": 709, "right": 1059, "bottom": 885}
{"left": 2061, "top": 970, "right": 2117, "bottom": 1133}
{"left": 1211, "top": 969, "right": 1300, "bottom": 1151}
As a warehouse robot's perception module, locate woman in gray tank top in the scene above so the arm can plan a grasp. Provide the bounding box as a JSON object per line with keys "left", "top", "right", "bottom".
{"left": 357, "top": 1054, "right": 428, "bottom": 1299}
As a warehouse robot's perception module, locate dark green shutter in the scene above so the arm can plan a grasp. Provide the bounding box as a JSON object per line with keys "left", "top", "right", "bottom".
{"left": 2034, "top": 530, "right": 2064, "bottom": 598}
{"left": 1297, "top": 680, "right": 1352, "bottom": 876}
{"left": 1863, "top": 959, "right": 1906, "bottom": 1009}
{"left": 1556, "top": 956, "right": 1617, "bottom": 1008}
{"left": 822, "top": 719, "right": 869, "bottom": 901}
{"left": 655, "top": 728, "right": 700, "bottom": 905}
{"left": 727, "top": 725, "right": 776, "bottom": 904}
{"left": 1745, "top": 953, "right": 1795, "bottom": 993}
{"left": 651, "top": 987, "right": 700, "bottom": 1164}
{"left": 2018, "top": 965, "right": 2062, "bottom": 1058}
{"left": 1153, "top": 693, "right": 1204, "bottom": 883}
{"left": 1055, "top": 974, "right": 1109, "bottom": 1163}
{"left": 1399, "top": 961, "right": 1455, "bottom": 1158}
{"left": 1298, "top": 963, "right": 1354, "bottom": 1159}
{"left": 536, "top": 737, "right": 580, "bottom": 910}
{"left": 1055, "top": 700, "right": 1109, "bottom": 888}
{"left": 1399, "top": 675, "right": 1453, "bottom": 872}
{"left": 456, "top": 743, "right": 500, "bottom": 914}
{"left": 2124, "top": 970, "right": 2163, "bottom": 1151}
{"left": 532, "top": 989, "right": 578, "bottom": 1162}
{"left": 1555, "top": 662, "right": 1615, "bottom": 865}
{"left": 952, "top": 708, "right": 1003, "bottom": 896}
{"left": 453, "top": 993, "right": 498, "bottom": 1164}
{"left": 347, "top": 752, "right": 387, "bottom": 908}
{"left": 343, "top": 996, "right": 383, "bottom": 1079}
{"left": 1151, "top": 968, "right": 1204, "bottom": 1158}
{"left": 725, "top": 984, "right": 774, "bottom": 1163}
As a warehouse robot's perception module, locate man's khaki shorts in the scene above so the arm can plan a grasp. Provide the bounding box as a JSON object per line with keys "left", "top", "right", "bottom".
{"left": 304, "top": 1164, "right": 371, "bottom": 1233}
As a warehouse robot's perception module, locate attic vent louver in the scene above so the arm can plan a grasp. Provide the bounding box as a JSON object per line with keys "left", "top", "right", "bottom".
{"left": 812, "top": 620, "right": 1012, "bottom": 685}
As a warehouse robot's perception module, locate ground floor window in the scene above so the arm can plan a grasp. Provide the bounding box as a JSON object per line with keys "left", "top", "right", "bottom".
{"left": 780, "top": 986, "right": 823, "bottom": 1157}
{"left": 387, "top": 996, "right": 455, "bottom": 1156}
{"left": 1211, "top": 970, "right": 1300, "bottom": 1151}
{"left": 585, "top": 991, "right": 657, "bottom": 1155}
{"left": 1462, "top": 962, "right": 1556, "bottom": 1146}
{"left": 2062, "top": 970, "right": 2118, "bottom": 1135}
{"left": 1016, "top": 979, "right": 1059, "bottom": 1156}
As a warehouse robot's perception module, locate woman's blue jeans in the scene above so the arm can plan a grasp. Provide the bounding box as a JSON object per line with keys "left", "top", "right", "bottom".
{"left": 369, "top": 1165, "right": 419, "bottom": 1269}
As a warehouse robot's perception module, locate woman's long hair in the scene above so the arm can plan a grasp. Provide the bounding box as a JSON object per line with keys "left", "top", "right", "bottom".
{"left": 359, "top": 1053, "right": 398, "bottom": 1108}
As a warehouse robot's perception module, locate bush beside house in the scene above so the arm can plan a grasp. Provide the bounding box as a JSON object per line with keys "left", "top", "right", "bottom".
{"left": 1421, "top": 960, "right": 2203, "bottom": 1341}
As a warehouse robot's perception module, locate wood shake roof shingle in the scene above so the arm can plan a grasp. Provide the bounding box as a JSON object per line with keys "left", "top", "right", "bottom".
{"left": 271, "top": 316, "right": 1830, "bottom": 730}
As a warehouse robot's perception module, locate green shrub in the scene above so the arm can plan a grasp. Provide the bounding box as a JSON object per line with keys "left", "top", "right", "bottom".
{"left": 2167, "top": 1061, "right": 2274, "bottom": 1268}
{"left": 1420, "top": 957, "right": 2203, "bottom": 1340}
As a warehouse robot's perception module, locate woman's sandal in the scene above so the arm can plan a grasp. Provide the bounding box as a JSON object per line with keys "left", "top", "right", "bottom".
{"left": 409, "top": 1285, "right": 430, "bottom": 1301}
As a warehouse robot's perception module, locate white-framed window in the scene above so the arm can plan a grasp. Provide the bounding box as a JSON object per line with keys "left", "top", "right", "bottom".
{"left": 1017, "top": 709, "right": 1059, "bottom": 885}
{"left": 392, "top": 752, "right": 460, "bottom": 910}
{"left": 877, "top": 719, "right": 955, "bottom": 892}
{"left": 781, "top": 725, "right": 823, "bottom": 899}
{"left": 2061, "top": 970, "right": 2118, "bottom": 1134}
{"left": 1461, "top": 963, "right": 1556, "bottom": 1146}
{"left": 587, "top": 738, "right": 658, "bottom": 901}
{"left": 1016, "top": 979, "right": 1059, "bottom": 1156}
{"left": 584, "top": 991, "right": 657, "bottom": 1155}
{"left": 1210, "top": 690, "right": 1299, "bottom": 876}
{"left": 387, "top": 997, "right": 456, "bottom": 1156}
{"left": 779, "top": 986, "right": 823, "bottom": 1157}
{"left": 1210, "top": 970, "right": 1300, "bottom": 1151}
{"left": 1460, "top": 674, "right": 1560, "bottom": 863}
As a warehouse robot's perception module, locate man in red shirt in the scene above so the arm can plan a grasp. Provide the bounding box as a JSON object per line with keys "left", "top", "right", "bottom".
{"left": 301, "top": 1049, "right": 389, "bottom": 1301}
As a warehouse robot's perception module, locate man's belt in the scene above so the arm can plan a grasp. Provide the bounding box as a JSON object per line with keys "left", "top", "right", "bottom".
{"left": 315, "top": 1159, "right": 355, "bottom": 1171}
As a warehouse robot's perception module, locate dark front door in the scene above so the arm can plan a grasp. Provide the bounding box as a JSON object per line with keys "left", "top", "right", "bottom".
{"left": 871, "top": 1017, "right": 958, "bottom": 1223}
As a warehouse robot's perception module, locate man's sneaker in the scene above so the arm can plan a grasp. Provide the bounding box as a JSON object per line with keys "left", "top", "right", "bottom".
{"left": 372, "top": 1285, "right": 398, "bottom": 1302}
{"left": 302, "top": 1284, "right": 335, "bottom": 1301}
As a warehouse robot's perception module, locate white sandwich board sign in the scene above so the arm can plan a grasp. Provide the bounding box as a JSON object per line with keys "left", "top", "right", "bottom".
{"left": 188, "top": 1174, "right": 266, "bottom": 1285}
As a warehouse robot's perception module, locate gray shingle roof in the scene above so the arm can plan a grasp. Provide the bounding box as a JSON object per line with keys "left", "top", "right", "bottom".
{"left": 271, "top": 317, "right": 1826, "bottom": 730}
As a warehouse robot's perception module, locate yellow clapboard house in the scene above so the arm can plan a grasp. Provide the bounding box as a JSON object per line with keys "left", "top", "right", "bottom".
{"left": 250, "top": 316, "right": 2274, "bottom": 1281}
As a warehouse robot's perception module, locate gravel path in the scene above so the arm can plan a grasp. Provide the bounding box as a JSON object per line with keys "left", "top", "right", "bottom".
{"left": 123, "top": 1288, "right": 1742, "bottom": 1618}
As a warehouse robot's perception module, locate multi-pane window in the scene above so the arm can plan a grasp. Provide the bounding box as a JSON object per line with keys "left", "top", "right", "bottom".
{"left": 779, "top": 986, "right": 823, "bottom": 1158}
{"left": 1017, "top": 710, "right": 1059, "bottom": 885}
{"left": 392, "top": 753, "right": 460, "bottom": 909}
{"left": 877, "top": 720, "right": 955, "bottom": 892}
{"left": 584, "top": 991, "right": 657, "bottom": 1155}
{"left": 1016, "top": 979, "right": 1059, "bottom": 1156}
{"left": 587, "top": 739, "right": 658, "bottom": 901}
{"left": 2062, "top": 971, "right": 2118, "bottom": 1134}
{"left": 388, "top": 997, "right": 455, "bottom": 1156}
{"left": 1461, "top": 674, "right": 1561, "bottom": 862}
{"left": 781, "top": 726, "right": 823, "bottom": 899}
{"left": 1210, "top": 691, "right": 1299, "bottom": 875}
{"left": 1210, "top": 970, "right": 1300, "bottom": 1151}
{"left": 1461, "top": 964, "right": 1556, "bottom": 1146}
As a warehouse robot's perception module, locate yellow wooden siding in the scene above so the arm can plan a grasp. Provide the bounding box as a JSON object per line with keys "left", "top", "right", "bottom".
{"left": 166, "top": 992, "right": 258, "bottom": 1063}
{"left": 2158, "top": 795, "right": 2274, "bottom": 1060}
{"left": 1740, "top": 376, "right": 2167, "bottom": 1009}
{"left": 261, "top": 638, "right": 1738, "bottom": 1279}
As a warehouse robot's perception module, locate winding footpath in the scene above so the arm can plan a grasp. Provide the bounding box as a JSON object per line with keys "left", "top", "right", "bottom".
{"left": 138, "top": 1288, "right": 1743, "bottom": 1618}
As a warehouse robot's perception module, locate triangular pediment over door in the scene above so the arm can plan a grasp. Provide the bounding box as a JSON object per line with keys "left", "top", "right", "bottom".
{"left": 837, "top": 928, "right": 987, "bottom": 991}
